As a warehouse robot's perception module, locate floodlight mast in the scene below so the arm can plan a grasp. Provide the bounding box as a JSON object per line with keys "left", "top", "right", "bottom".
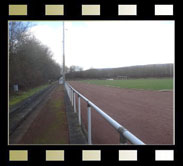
{"left": 63, "top": 21, "right": 65, "bottom": 85}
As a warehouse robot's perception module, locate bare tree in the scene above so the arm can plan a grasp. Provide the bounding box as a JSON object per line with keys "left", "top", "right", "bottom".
{"left": 9, "top": 21, "right": 61, "bottom": 93}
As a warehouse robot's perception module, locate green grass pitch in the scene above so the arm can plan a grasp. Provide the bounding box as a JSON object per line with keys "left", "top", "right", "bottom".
{"left": 81, "top": 78, "right": 173, "bottom": 90}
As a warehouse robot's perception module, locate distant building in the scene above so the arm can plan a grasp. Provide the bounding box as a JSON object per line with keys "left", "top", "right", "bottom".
{"left": 59, "top": 77, "right": 64, "bottom": 84}
{"left": 117, "top": 76, "right": 128, "bottom": 80}
{"left": 13, "top": 84, "right": 19, "bottom": 92}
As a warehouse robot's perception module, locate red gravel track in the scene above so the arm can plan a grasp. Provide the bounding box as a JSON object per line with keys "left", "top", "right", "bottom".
{"left": 69, "top": 81, "right": 173, "bottom": 145}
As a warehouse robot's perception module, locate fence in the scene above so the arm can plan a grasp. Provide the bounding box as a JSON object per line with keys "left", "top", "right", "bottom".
{"left": 65, "top": 82, "right": 145, "bottom": 145}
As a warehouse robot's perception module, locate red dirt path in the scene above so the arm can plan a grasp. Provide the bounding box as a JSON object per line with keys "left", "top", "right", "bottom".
{"left": 18, "top": 85, "right": 69, "bottom": 144}
{"left": 69, "top": 81, "right": 173, "bottom": 145}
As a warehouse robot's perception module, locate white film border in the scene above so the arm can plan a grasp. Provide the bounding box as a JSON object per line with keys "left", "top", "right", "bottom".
{"left": 6, "top": 1, "right": 176, "bottom": 165}
{"left": 9, "top": 150, "right": 175, "bottom": 161}
{"left": 8, "top": 4, "right": 174, "bottom": 16}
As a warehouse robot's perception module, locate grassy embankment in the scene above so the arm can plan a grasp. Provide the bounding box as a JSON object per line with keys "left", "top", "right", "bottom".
{"left": 82, "top": 78, "right": 173, "bottom": 90}
{"left": 9, "top": 84, "right": 49, "bottom": 107}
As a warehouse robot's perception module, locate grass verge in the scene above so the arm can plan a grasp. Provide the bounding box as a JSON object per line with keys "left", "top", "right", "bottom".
{"left": 9, "top": 84, "right": 49, "bottom": 107}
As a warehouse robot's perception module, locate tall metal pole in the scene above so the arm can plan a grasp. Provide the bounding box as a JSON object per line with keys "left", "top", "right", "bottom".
{"left": 63, "top": 21, "right": 65, "bottom": 85}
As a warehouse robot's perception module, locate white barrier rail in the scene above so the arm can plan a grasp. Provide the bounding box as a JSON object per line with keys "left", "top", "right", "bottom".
{"left": 65, "top": 82, "right": 145, "bottom": 145}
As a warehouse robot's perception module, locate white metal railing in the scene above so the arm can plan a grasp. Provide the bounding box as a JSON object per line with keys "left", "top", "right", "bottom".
{"left": 65, "top": 82, "right": 145, "bottom": 145}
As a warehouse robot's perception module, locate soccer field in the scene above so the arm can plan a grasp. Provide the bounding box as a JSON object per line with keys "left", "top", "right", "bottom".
{"left": 81, "top": 78, "right": 173, "bottom": 90}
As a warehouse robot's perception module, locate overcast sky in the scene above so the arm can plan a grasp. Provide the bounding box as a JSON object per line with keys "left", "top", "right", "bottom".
{"left": 29, "top": 21, "right": 174, "bottom": 70}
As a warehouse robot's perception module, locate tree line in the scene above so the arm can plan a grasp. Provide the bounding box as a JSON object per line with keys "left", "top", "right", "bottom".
{"left": 9, "top": 22, "right": 61, "bottom": 93}
{"left": 66, "top": 63, "right": 173, "bottom": 80}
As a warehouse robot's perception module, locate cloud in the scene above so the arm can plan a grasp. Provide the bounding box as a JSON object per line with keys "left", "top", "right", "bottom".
{"left": 29, "top": 24, "right": 63, "bottom": 65}
{"left": 29, "top": 21, "right": 174, "bottom": 70}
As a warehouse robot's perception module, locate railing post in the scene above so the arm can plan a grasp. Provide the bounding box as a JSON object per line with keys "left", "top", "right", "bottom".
{"left": 70, "top": 88, "right": 72, "bottom": 102}
{"left": 68, "top": 86, "right": 69, "bottom": 100}
{"left": 71, "top": 90, "right": 73, "bottom": 106}
{"left": 118, "top": 127, "right": 128, "bottom": 144}
{"left": 69, "top": 88, "right": 71, "bottom": 101}
{"left": 78, "top": 96, "right": 81, "bottom": 125}
{"left": 70, "top": 89, "right": 72, "bottom": 102}
{"left": 74, "top": 92, "right": 76, "bottom": 113}
{"left": 87, "top": 104, "right": 92, "bottom": 144}
{"left": 120, "top": 134, "right": 128, "bottom": 144}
